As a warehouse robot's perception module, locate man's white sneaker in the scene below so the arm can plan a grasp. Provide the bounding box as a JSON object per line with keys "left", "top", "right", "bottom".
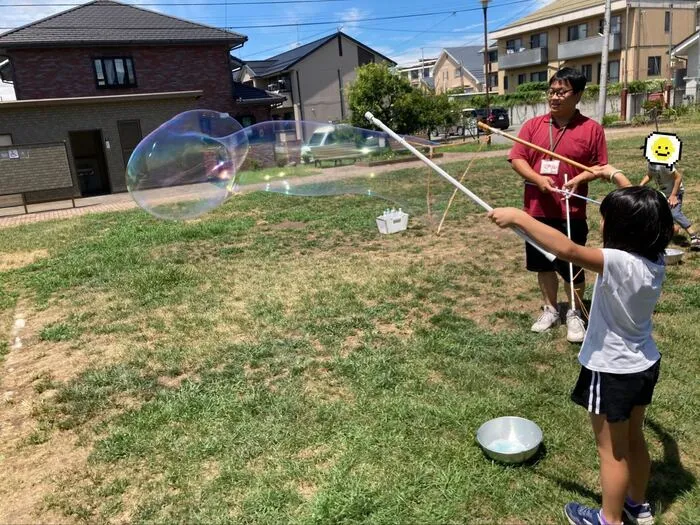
{"left": 566, "top": 309, "right": 586, "bottom": 343}
{"left": 531, "top": 305, "right": 560, "bottom": 333}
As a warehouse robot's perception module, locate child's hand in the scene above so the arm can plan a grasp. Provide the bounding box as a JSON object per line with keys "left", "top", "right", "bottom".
{"left": 669, "top": 195, "right": 679, "bottom": 208}
{"left": 488, "top": 207, "right": 523, "bottom": 228}
{"left": 563, "top": 172, "right": 592, "bottom": 194}
{"left": 588, "top": 164, "right": 619, "bottom": 181}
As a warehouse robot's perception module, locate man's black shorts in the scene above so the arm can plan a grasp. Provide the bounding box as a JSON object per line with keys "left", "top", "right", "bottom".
{"left": 570, "top": 360, "right": 661, "bottom": 422}
{"left": 525, "top": 217, "right": 588, "bottom": 284}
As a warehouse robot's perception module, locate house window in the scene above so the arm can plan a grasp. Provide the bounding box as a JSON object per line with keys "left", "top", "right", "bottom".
{"left": 489, "top": 72, "right": 498, "bottom": 87}
{"left": 530, "top": 71, "right": 548, "bottom": 82}
{"left": 488, "top": 50, "right": 498, "bottom": 62}
{"left": 581, "top": 64, "right": 593, "bottom": 82}
{"left": 455, "top": 69, "right": 462, "bottom": 78}
{"left": 517, "top": 73, "right": 526, "bottom": 84}
{"left": 504, "top": 76, "right": 509, "bottom": 90}
{"left": 599, "top": 15, "right": 622, "bottom": 35}
{"left": 567, "top": 23, "right": 587, "bottom": 41}
{"left": 411, "top": 69, "right": 420, "bottom": 80}
{"left": 608, "top": 60, "right": 620, "bottom": 82}
{"left": 664, "top": 11, "right": 670, "bottom": 32}
{"left": 94, "top": 57, "right": 136, "bottom": 88}
{"left": 530, "top": 32, "right": 547, "bottom": 49}
{"left": 423, "top": 67, "right": 430, "bottom": 77}
{"left": 506, "top": 38, "right": 522, "bottom": 52}
{"left": 648, "top": 56, "right": 661, "bottom": 76}
{"left": 357, "top": 47, "right": 374, "bottom": 66}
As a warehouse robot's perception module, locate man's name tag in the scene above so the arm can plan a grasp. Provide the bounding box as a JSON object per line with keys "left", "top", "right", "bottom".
{"left": 540, "top": 160, "right": 560, "bottom": 175}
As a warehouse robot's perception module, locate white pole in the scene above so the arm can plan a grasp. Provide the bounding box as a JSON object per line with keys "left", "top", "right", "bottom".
{"left": 365, "top": 112, "right": 556, "bottom": 261}
{"left": 598, "top": 0, "right": 612, "bottom": 123}
{"left": 564, "top": 173, "right": 576, "bottom": 312}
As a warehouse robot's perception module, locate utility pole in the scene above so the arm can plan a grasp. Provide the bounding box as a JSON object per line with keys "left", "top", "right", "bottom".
{"left": 481, "top": 0, "right": 491, "bottom": 113}
{"left": 598, "top": 0, "right": 612, "bottom": 123}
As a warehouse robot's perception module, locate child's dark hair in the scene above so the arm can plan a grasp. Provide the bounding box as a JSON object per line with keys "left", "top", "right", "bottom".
{"left": 600, "top": 186, "right": 673, "bottom": 261}
{"left": 549, "top": 67, "right": 587, "bottom": 93}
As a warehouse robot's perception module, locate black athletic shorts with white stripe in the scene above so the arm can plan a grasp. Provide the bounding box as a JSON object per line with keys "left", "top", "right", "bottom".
{"left": 570, "top": 359, "right": 661, "bottom": 423}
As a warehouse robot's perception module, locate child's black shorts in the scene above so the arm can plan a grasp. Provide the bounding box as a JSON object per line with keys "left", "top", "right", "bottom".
{"left": 571, "top": 360, "right": 661, "bottom": 422}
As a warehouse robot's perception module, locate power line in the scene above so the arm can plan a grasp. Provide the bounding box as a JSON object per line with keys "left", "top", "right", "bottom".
{"left": 0, "top": 0, "right": 538, "bottom": 30}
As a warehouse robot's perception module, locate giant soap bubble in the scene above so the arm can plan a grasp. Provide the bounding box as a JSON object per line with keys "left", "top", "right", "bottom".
{"left": 126, "top": 110, "right": 456, "bottom": 223}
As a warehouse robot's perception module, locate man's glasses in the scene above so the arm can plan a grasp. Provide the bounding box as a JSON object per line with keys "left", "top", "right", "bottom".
{"left": 547, "top": 88, "right": 573, "bottom": 98}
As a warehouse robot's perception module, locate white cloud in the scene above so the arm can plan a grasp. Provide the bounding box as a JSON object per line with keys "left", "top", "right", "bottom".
{"left": 0, "top": 0, "right": 68, "bottom": 32}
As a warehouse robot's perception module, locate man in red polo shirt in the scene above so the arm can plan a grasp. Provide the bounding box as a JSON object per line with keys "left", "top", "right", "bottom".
{"left": 509, "top": 67, "right": 607, "bottom": 343}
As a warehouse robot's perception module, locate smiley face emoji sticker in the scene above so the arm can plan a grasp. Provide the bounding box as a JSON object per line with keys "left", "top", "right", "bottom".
{"left": 643, "top": 132, "right": 682, "bottom": 168}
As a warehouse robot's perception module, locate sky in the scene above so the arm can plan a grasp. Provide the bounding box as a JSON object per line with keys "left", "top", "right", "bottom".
{"left": 0, "top": 0, "right": 551, "bottom": 66}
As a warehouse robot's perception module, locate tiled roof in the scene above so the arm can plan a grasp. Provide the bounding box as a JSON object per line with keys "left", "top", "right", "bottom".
{"left": 443, "top": 46, "right": 485, "bottom": 84}
{"left": 0, "top": 0, "right": 247, "bottom": 48}
{"left": 499, "top": 0, "right": 601, "bottom": 30}
{"left": 243, "top": 31, "right": 395, "bottom": 77}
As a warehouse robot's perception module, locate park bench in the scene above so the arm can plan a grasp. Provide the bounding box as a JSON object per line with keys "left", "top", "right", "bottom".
{"left": 310, "top": 144, "right": 367, "bottom": 167}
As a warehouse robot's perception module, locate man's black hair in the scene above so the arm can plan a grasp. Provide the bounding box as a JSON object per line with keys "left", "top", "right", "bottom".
{"left": 599, "top": 186, "right": 673, "bottom": 261}
{"left": 549, "top": 67, "right": 587, "bottom": 93}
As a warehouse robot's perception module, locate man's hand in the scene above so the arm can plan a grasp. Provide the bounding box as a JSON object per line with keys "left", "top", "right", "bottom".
{"left": 668, "top": 194, "right": 679, "bottom": 208}
{"left": 536, "top": 176, "right": 556, "bottom": 194}
{"left": 488, "top": 207, "right": 524, "bottom": 228}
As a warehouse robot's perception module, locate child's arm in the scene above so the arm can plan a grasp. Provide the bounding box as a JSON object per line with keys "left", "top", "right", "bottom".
{"left": 563, "top": 164, "right": 632, "bottom": 190}
{"left": 669, "top": 168, "right": 683, "bottom": 207}
{"left": 488, "top": 208, "right": 604, "bottom": 274}
{"left": 639, "top": 174, "right": 650, "bottom": 186}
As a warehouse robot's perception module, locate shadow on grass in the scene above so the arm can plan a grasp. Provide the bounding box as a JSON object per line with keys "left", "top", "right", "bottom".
{"left": 539, "top": 419, "right": 696, "bottom": 519}
{"left": 646, "top": 419, "right": 697, "bottom": 517}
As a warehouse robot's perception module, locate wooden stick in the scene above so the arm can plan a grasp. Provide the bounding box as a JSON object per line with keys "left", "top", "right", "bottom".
{"left": 477, "top": 121, "right": 594, "bottom": 174}
{"left": 436, "top": 143, "right": 483, "bottom": 235}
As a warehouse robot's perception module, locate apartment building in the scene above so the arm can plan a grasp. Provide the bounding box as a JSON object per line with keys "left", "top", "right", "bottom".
{"left": 397, "top": 58, "right": 437, "bottom": 90}
{"left": 488, "top": 0, "right": 697, "bottom": 94}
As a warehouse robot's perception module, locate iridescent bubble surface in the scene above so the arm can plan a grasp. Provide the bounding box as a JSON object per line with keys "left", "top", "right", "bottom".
{"left": 127, "top": 110, "right": 456, "bottom": 224}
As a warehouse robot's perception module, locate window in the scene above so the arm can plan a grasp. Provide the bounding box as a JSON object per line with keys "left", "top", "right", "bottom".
{"left": 530, "top": 32, "right": 547, "bottom": 49}
{"left": 664, "top": 11, "right": 670, "bottom": 32}
{"left": 648, "top": 56, "right": 661, "bottom": 76}
{"left": 411, "top": 69, "right": 419, "bottom": 80}
{"left": 608, "top": 60, "right": 620, "bottom": 82}
{"left": 581, "top": 64, "right": 593, "bottom": 82}
{"left": 517, "top": 73, "right": 526, "bottom": 85}
{"left": 93, "top": 57, "right": 136, "bottom": 88}
{"left": 488, "top": 50, "right": 498, "bottom": 62}
{"left": 530, "top": 71, "right": 548, "bottom": 82}
{"left": 489, "top": 72, "right": 498, "bottom": 87}
{"left": 599, "top": 15, "right": 622, "bottom": 35}
{"left": 506, "top": 38, "right": 522, "bottom": 52}
{"left": 567, "top": 23, "right": 587, "bottom": 41}
{"left": 503, "top": 75, "right": 509, "bottom": 90}
{"left": 357, "top": 47, "right": 374, "bottom": 66}
{"left": 423, "top": 67, "right": 430, "bottom": 78}
{"left": 455, "top": 68, "right": 462, "bottom": 78}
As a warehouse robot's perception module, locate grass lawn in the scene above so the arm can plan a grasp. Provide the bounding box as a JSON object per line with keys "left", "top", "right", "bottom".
{"left": 0, "top": 125, "right": 699, "bottom": 524}
{"left": 435, "top": 141, "right": 511, "bottom": 154}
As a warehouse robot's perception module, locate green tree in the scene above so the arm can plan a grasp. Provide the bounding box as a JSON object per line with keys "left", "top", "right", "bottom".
{"left": 347, "top": 63, "right": 458, "bottom": 135}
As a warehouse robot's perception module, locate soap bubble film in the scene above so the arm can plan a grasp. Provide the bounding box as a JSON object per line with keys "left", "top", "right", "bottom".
{"left": 127, "top": 110, "right": 459, "bottom": 225}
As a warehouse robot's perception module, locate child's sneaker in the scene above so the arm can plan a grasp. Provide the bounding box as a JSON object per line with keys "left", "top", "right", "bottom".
{"left": 564, "top": 502, "right": 604, "bottom": 525}
{"left": 531, "top": 305, "right": 560, "bottom": 333}
{"left": 690, "top": 235, "right": 700, "bottom": 250}
{"left": 623, "top": 498, "right": 654, "bottom": 525}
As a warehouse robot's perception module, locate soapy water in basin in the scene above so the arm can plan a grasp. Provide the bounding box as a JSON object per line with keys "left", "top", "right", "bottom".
{"left": 488, "top": 439, "right": 528, "bottom": 454}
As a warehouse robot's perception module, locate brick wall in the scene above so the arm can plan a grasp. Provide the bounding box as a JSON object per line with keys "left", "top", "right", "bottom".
{"left": 10, "top": 44, "right": 238, "bottom": 113}
{"left": 0, "top": 143, "right": 72, "bottom": 195}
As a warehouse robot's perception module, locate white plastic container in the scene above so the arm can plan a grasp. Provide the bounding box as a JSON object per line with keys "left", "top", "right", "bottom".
{"left": 376, "top": 208, "right": 408, "bottom": 234}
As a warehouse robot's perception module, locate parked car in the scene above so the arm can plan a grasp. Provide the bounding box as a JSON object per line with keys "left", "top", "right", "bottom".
{"left": 463, "top": 107, "right": 510, "bottom": 130}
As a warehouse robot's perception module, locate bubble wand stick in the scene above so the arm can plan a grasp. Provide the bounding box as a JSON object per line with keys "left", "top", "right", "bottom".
{"left": 365, "top": 112, "right": 556, "bottom": 262}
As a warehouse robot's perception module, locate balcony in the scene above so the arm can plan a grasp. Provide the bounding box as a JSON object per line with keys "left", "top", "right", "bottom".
{"left": 498, "top": 47, "right": 548, "bottom": 70}
{"left": 558, "top": 33, "right": 622, "bottom": 61}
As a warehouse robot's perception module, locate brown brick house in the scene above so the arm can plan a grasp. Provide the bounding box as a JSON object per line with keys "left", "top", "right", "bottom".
{"left": 0, "top": 0, "right": 282, "bottom": 204}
